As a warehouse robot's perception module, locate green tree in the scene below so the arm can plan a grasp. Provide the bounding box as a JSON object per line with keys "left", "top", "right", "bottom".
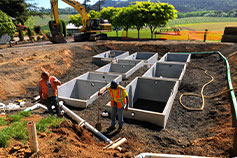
{"left": 0, "top": 0, "right": 44, "bottom": 25}
{"left": 116, "top": 7, "right": 133, "bottom": 38}
{"left": 60, "top": 20, "right": 67, "bottom": 37}
{"left": 18, "top": 27, "right": 24, "bottom": 41}
{"left": 128, "top": 4, "right": 146, "bottom": 39}
{"left": 89, "top": 10, "right": 100, "bottom": 18}
{"left": 69, "top": 14, "right": 82, "bottom": 27}
{"left": 100, "top": 7, "right": 121, "bottom": 37}
{"left": 0, "top": 10, "right": 16, "bottom": 39}
{"left": 144, "top": 2, "right": 177, "bottom": 39}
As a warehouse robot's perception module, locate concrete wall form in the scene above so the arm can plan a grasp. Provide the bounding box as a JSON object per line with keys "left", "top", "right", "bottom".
{"left": 106, "top": 77, "right": 179, "bottom": 128}
{"left": 95, "top": 60, "right": 144, "bottom": 79}
{"left": 143, "top": 61, "right": 187, "bottom": 85}
{"left": 124, "top": 52, "right": 158, "bottom": 67}
{"left": 58, "top": 72, "right": 122, "bottom": 108}
{"left": 92, "top": 50, "right": 129, "bottom": 66}
{"left": 159, "top": 52, "right": 191, "bottom": 63}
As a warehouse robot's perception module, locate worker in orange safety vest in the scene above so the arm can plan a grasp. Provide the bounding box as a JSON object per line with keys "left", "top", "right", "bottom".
{"left": 98, "top": 81, "right": 129, "bottom": 131}
{"left": 37, "top": 72, "right": 62, "bottom": 116}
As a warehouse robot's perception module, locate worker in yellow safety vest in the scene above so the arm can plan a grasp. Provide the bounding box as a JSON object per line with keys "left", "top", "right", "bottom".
{"left": 37, "top": 71, "right": 62, "bottom": 116}
{"left": 99, "top": 81, "right": 129, "bottom": 131}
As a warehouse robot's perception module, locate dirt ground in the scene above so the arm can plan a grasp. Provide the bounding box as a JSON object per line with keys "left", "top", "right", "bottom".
{"left": 0, "top": 39, "right": 237, "bottom": 157}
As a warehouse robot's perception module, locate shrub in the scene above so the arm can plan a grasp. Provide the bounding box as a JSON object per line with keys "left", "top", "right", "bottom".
{"left": 27, "top": 27, "right": 32, "bottom": 38}
{"left": 0, "top": 118, "right": 8, "bottom": 126}
{"left": 0, "top": 10, "right": 16, "bottom": 39}
{"left": 34, "top": 25, "right": 41, "bottom": 35}
{"left": 60, "top": 20, "right": 67, "bottom": 37}
{"left": 18, "top": 27, "right": 24, "bottom": 41}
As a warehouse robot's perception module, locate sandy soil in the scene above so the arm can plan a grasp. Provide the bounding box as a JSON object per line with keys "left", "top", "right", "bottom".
{"left": 0, "top": 39, "right": 237, "bottom": 157}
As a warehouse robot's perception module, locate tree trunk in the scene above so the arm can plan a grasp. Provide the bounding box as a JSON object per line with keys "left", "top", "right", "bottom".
{"left": 116, "top": 29, "right": 118, "bottom": 38}
{"left": 126, "top": 28, "right": 128, "bottom": 38}
{"left": 137, "top": 28, "right": 140, "bottom": 39}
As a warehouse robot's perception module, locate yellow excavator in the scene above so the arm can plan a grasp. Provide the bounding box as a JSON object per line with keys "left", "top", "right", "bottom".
{"left": 49, "top": 0, "right": 112, "bottom": 43}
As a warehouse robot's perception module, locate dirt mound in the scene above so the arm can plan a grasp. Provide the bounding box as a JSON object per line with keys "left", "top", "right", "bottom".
{"left": 1, "top": 120, "right": 131, "bottom": 158}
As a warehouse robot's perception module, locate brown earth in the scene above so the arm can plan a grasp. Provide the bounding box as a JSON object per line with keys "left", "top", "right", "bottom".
{"left": 0, "top": 39, "right": 237, "bottom": 157}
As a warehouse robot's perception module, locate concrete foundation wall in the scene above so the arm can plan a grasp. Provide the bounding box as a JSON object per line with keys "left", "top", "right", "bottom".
{"left": 106, "top": 77, "right": 179, "bottom": 128}
{"left": 143, "top": 61, "right": 187, "bottom": 83}
{"left": 96, "top": 61, "right": 144, "bottom": 79}
{"left": 159, "top": 53, "right": 191, "bottom": 63}
{"left": 125, "top": 52, "right": 158, "bottom": 67}
{"left": 92, "top": 50, "right": 129, "bottom": 66}
{"left": 58, "top": 72, "right": 122, "bottom": 108}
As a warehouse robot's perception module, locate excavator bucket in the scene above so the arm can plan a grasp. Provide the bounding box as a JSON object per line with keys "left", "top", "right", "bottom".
{"left": 49, "top": 34, "right": 67, "bottom": 44}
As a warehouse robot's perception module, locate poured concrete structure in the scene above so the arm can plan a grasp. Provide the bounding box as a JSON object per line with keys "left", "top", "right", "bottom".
{"left": 124, "top": 52, "right": 158, "bottom": 67}
{"left": 159, "top": 52, "right": 191, "bottom": 63}
{"left": 95, "top": 60, "right": 144, "bottom": 79}
{"left": 58, "top": 72, "right": 122, "bottom": 108}
{"left": 143, "top": 61, "right": 186, "bottom": 84}
{"left": 106, "top": 77, "right": 179, "bottom": 128}
{"left": 92, "top": 50, "right": 129, "bottom": 66}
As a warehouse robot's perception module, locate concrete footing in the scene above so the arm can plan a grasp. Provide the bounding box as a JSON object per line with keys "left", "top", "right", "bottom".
{"left": 159, "top": 52, "right": 191, "bottom": 63}
{"left": 92, "top": 50, "right": 129, "bottom": 66}
{"left": 58, "top": 72, "right": 122, "bottom": 108}
{"left": 143, "top": 61, "right": 187, "bottom": 85}
{"left": 124, "top": 52, "right": 158, "bottom": 67}
{"left": 106, "top": 77, "right": 179, "bottom": 128}
{"left": 95, "top": 60, "right": 144, "bottom": 79}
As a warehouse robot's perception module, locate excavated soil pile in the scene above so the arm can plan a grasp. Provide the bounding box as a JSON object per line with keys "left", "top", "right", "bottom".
{"left": 0, "top": 119, "right": 132, "bottom": 158}
{"left": 0, "top": 40, "right": 237, "bottom": 157}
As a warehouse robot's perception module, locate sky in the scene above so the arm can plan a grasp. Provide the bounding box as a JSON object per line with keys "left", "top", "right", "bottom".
{"left": 28, "top": 0, "right": 98, "bottom": 9}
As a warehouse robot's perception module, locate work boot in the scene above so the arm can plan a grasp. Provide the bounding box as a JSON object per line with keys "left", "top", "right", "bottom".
{"left": 118, "top": 126, "right": 122, "bottom": 131}
{"left": 106, "top": 126, "right": 116, "bottom": 131}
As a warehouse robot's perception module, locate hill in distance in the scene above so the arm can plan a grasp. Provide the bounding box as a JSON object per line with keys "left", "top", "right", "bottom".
{"left": 94, "top": 0, "right": 237, "bottom": 12}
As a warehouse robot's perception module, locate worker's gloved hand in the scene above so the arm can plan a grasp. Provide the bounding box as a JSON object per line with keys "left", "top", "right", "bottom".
{"left": 125, "top": 105, "right": 128, "bottom": 111}
{"left": 98, "top": 92, "right": 103, "bottom": 96}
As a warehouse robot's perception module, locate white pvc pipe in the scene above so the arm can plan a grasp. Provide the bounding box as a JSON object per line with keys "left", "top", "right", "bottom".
{"left": 135, "top": 153, "right": 207, "bottom": 158}
{"left": 60, "top": 104, "right": 113, "bottom": 144}
{"left": 25, "top": 103, "right": 123, "bottom": 150}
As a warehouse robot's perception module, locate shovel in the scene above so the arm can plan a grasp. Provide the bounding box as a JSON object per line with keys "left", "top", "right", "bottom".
{"left": 95, "top": 89, "right": 102, "bottom": 131}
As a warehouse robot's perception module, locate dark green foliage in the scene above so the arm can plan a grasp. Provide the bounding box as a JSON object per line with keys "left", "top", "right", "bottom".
{"left": 18, "top": 27, "right": 24, "bottom": 41}
{"left": 59, "top": 20, "right": 63, "bottom": 34}
{"left": 34, "top": 25, "right": 41, "bottom": 35}
{"left": 61, "top": 20, "right": 67, "bottom": 37}
{"left": 27, "top": 27, "right": 32, "bottom": 38}
{"left": 36, "top": 115, "right": 64, "bottom": 132}
{"left": 0, "top": 10, "right": 16, "bottom": 39}
{"left": 0, "top": 0, "right": 45, "bottom": 25}
{"left": 0, "top": 121, "right": 28, "bottom": 148}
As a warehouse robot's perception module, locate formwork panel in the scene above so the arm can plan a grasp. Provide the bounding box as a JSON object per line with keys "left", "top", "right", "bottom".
{"left": 95, "top": 61, "right": 144, "bottom": 79}
{"left": 159, "top": 52, "right": 191, "bottom": 63}
{"left": 125, "top": 52, "right": 158, "bottom": 67}
{"left": 143, "top": 61, "right": 187, "bottom": 84}
{"left": 58, "top": 72, "right": 122, "bottom": 108}
{"left": 106, "top": 77, "right": 179, "bottom": 128}
{"left": 92, "top": 50, "right": 129, "bottom": 66}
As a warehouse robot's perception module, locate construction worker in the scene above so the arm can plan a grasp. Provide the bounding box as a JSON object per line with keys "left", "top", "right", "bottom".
{"left": 203, "top": 29, "right": 208, "bottom": 42}
{"left": 37, "top": 72, "right": 62, "bottom": 116}
{"left": 98, "top": 81, "right": 129, "bottom": 131}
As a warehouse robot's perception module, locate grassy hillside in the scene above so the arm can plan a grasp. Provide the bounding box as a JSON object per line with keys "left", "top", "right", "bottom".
{"left": 26, "top": 14, "right": 70, "bottom": 32}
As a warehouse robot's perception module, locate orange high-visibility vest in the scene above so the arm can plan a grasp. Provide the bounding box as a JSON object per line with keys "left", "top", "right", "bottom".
{"left": 40, "top": 76, "right": 57, "bottom": 99}
{"left": 109, "top": 86, "right": 126, "bottom": 109}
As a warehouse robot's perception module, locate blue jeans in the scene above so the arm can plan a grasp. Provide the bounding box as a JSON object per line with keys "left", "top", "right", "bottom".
{"left": 44, "top": 96, "right": 59, "bottom": 114}
{"left": 111, "top": 102, "right": 124, "bottom": 128}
